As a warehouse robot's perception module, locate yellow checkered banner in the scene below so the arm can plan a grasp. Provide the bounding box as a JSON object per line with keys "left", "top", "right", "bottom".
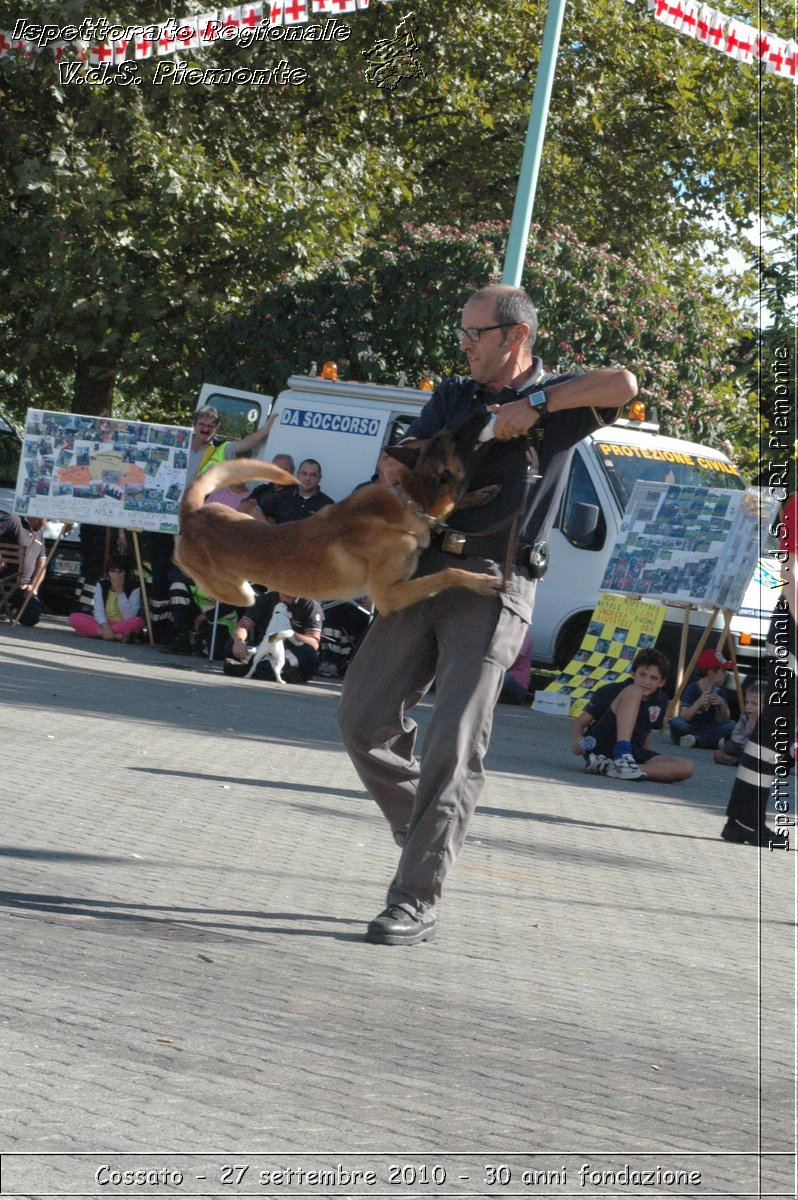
{"left": 535, "top": 594, "right": 666, "bottom": 718}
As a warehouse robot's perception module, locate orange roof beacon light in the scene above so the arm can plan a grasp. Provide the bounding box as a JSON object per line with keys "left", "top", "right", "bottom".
{"left": 320, "top": 361, "right": 339, "bottom": 381}
{"left": 738, "top": 632, "right": 752, "bottom": 647}
{"left": 418, "top": 376, "right": 435, "bottom": 392}
{"left": 626, "top": 400, "right": 647, "bottom": 422}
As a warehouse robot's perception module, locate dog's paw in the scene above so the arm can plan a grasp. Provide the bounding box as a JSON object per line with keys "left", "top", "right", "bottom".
{"left": 470, "top": 573, "right": 504, "bottom": 594}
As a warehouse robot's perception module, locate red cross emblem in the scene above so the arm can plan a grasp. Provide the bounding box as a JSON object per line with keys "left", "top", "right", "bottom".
{"left": 754, "top": 35, "right": 770, "bottom": 58}
{"left": 94, "top": 41, "right": 113, "bottom": 62}
{"left": 241, "top": 6, "right": 263, "bottom": 28}
{"left": 158, "top": 29, "right": 175, "bottom": 52}
{"left": 283, "top": 0, "right": 306, "bottom": 20}
{"left": 708, "top": 20, "right": 724, "bottom": 47}
{"left": 768, "top": 44, "right": 784, "bottom": 70}
{"left": 0, "top": 32, "right": 12, "bottom": 54}
{"left": 724, "top": 28, "right": 740, "bottom": 55}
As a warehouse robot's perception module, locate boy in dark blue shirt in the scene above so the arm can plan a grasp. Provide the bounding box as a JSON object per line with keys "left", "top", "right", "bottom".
{"left": 572, "top": 649, "right": 693, "bottom": 783}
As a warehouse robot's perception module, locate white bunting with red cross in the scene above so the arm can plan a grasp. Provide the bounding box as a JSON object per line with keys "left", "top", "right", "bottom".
{"left": 328, "top": 0, "right": 357, "bottom": 13}
{"left": 197, "top": 12, "right": 219, "bottom": 44}
{"left": 133, "top": 27, "right": 155, "bottom": 59}
{"left": 753, "top": 29, "right": 772, "bottom": 60}
{"left": 174, "top": 18, "right": 200, "bottom": 50}
{"left": 282, "top": 0, "right": 308, "bottom": 24}
{"left": 90, "top": 40, "right": 114, "bottom": 66}
{"left": 0, "top": 31, "right": 13, "bottom": 57}
{"left": 156, "top": 24, "right": 177, "bottom": 55}
{"left": 240, "top": 3, "right": 264, "bottom": 30}
{"left": 780, "top": 39, "right": 798, "bottom": 80}
{"left": 268, "top": 1, "right": 284, "bottom": 26}
{"left": 722, "top": 18, "right": 753, "bottom": 61}
{"left": 653, "top": 0, "right": 684, "bottom": 32}
{"left": 311, "top": 0, "right": 331, "bottom": 11}
{"left": 679, "top": 0, "right": 699, "bottom": 38}
{"left": 113, "top": 35, "right": 131, "bottom": 62}
{"left": 219, "top": 6, "right": 242, "bottom": 36}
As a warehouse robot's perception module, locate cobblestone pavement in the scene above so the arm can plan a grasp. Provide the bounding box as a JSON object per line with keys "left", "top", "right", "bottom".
{"left": 1, "top": 616, "right": 795, "bottom": 1199}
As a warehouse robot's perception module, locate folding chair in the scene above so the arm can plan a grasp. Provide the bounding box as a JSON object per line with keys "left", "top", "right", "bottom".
{"left": 0, "top": 541, "right": 25, "bottom": 621}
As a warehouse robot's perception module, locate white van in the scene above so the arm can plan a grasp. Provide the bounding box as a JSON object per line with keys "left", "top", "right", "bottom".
{"left": 197, "top": 377, "right": 425, "bottom": 499}
{"left": 533, "top": 418, "right": 774, "bottom": 677}
{"left": 197, "top": 378, "right": 773, "bottom": 677}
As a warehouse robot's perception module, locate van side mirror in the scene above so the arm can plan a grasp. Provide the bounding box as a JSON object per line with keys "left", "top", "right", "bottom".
{"left": 567, "top": 502, "right": 600, "bottom": 547}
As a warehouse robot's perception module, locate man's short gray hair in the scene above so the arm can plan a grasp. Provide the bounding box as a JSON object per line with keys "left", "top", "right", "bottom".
{"left": 469, "top": 284, "right": 538, "bottom": 351}
{"left": 194, "top": 405, "right": 220, "bottom": 425}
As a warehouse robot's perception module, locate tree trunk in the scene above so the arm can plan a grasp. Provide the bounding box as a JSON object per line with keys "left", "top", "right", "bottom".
{"left": 73, "top": 352, "right": 116, "bottom": 416}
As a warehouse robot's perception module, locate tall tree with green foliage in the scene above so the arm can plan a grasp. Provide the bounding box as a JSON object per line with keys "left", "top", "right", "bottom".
{"left": 199, "top": 221, "right": 754, "bottom": 457}
{"left": 0, "top": 0, "right": 788, "bottom": 430}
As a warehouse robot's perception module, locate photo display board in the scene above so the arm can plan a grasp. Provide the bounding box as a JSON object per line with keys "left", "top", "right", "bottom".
{"left": 535, "top": 593, "right": 666, "bottom": 717}
{"left": 14, "top": 409, "right": 191, "bottom": 534}
{"left": 600, "top": 482, "right": 778, "bottom": 613}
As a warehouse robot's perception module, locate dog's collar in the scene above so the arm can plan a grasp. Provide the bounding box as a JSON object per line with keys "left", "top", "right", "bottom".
{"left": 393, "top": 485, "right": 448, "bottom": 530}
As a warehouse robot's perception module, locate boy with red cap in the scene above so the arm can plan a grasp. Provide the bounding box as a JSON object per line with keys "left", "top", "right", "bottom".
{"left": 669, "top": 647, "right": 737, "bottom": 749}
{"left": 721, "top": 494, "right": 796, "bottom": 848}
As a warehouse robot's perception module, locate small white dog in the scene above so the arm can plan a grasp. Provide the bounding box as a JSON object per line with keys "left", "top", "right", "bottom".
{"left": 246, "top": 601, "right": 294, "bottom": 683}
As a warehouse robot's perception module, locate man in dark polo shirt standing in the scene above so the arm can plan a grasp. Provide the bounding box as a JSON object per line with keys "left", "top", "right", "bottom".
{"left": 338, "top": 283, "right": 638, "bottom": 946}
{"left": 248, "top": 458, "right": 334, "bottom": 524}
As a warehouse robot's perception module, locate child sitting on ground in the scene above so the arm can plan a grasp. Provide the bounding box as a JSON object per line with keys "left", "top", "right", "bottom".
{"left": 571, "top": 648, "right": 693, "bottom": 782}
{"left": 669, "top": 648, "right": 737, "bottom": 749}
{"left": 713, "top": 682, "right": 763, "bottom": 766}
{"left": 68, "top": 555, "right": 144, "bottom": 643}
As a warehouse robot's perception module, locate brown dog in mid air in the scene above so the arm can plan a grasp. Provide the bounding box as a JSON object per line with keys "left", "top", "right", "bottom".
{"left": 174, "top": 410, "right": 502, "bottom": 617}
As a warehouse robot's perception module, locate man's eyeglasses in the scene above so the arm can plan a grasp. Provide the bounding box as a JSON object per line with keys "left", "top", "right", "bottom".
{"left": 457, "top": 323, "right": 516, "bottom": 344}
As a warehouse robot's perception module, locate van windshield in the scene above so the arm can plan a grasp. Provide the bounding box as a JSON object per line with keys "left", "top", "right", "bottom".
{"left": 594, "top": 440, "right": 746, "bottom": 510}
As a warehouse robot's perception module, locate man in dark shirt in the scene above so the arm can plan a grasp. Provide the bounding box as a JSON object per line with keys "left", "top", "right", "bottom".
{"left": 0, "top": 513, "right": 47, "bottom": 626}
{"left": 249, "top": 458, "right": 334, "bottom": 524}
{"left": 338, "top": 283, "right": 638, "bottom": 946}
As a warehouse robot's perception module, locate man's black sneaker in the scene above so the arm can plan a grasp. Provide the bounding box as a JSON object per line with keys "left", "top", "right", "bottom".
{"left": 721, "top": 819, "right": 787, "bottom": 848}
{"left": 366, "top": 904, "right": 436, "bottom": 946}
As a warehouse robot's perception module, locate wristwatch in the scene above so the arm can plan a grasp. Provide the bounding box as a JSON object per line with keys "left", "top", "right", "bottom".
{"left": 527, "top": 388, "right": 549, "bottom": 417}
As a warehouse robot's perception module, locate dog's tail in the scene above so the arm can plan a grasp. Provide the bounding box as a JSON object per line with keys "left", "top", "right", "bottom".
{"left": 180, "top": 458, "right": 298, "bottom": 518}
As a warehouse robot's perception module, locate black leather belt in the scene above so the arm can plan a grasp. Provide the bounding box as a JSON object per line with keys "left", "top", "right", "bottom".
{"left": 432, "top": 528, "right": 549, "bottom": 578}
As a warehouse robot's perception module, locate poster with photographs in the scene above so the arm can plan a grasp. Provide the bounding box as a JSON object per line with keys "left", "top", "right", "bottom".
{"left": 534, "top": 593, "right": 666, "bottom": 718}
{"left": 600, "top": 482, "right": 779, "bottom": 613}
{"left": 14, "top": 409, "right": 191, "bottom": 534}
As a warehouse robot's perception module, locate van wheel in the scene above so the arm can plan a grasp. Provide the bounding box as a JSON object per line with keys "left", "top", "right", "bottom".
{"left": 555, "top": 614, "right": 591, "bottom": 670}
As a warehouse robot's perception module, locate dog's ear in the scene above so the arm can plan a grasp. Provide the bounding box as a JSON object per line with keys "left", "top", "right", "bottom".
{"left": 383, "top": 442, "right": 422, "bottom": 470}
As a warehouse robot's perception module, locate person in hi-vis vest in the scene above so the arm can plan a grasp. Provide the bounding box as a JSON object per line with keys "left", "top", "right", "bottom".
{"left": 148, "top": 405, "right": 276, "bottom": 641}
